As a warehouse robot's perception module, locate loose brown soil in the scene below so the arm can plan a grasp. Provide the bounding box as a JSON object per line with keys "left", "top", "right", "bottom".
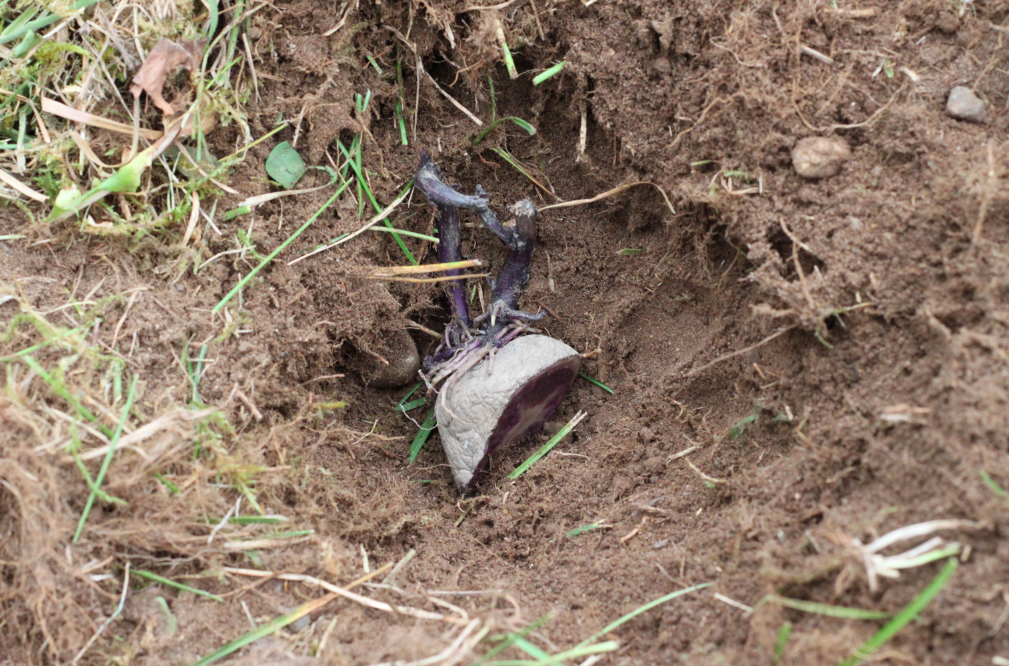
{"left": 3, "top": 0, "right": 1009, "bottom": 664}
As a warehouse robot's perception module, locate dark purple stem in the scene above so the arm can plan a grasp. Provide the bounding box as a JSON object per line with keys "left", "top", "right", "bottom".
{"left": 414, "top": 151, "right": 518, "bottom": 249}
{"left": 436, "top": 204, "right": 470, "bottom": 327}
{"left": 491, "top": 199, "right": 537, "bottom": 310}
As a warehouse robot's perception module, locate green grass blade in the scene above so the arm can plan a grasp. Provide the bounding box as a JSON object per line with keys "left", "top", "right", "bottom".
{"left": 1, "top": 6, "right": 41, "bottom": 39}
{"left": 154, "top": 473, "right": 179, "bottom": 494}
{"left": 396, "top": 101, "right": 408, "bottom": 146}
{"left": 73, "top": 375, "right": 138, "bottom": 543}
{"left": 369, "top": 226, "right": 438, "bottom": 243}
{"left": 512, "top": 637, "right": 549, "bottom": 659}
{"left": 486, "top": 642, "right": 618, "bottom": 666}
{"left": 473, "top": 116, "right": 537, "bottom": 146}
{"left": 490, "top": 147, "right": 539, "bottom": 187}
{"left": 229, "top": 515, "right": 287, "bottom": 525}
{"left": 188, "top": 599, "right": 320, "bottom": 666}
{"left": 22, "top": 355, "right": 109, "bottom": 435}
{"left": 212, "top": 179, "right": 351, "bottom": 314}
{"left": 472, "top": 615, "right": 552, "bottom": 666}
{"left": 532, "top": 62, "right": 565, "bottom": 86}
{"left": 223, "top": 206, "right": 251, "bottom": 220}
{"left": 566, "top": 522, "right": 603, "bottom": 538}
{"left": 0, "top": 326, "right": 82, "bottom": 361}
{"left": 765, "top": 595, "right": 890, "bottom": 620}
{"left": 409, "top": 408, "right": 437, "bottom": 462}
{"left": 578, "top": 373, "right": 613, "bottom": 394}
{"left": 132, "top": 569, "right": 224, "bottom": 602}
{"left": 499, "top": 34, "right": 518, "bottom": 79}
{"left": 575, "top": 583, "right": 712, "bottom": 648}
{"left": 487, "top": 74, "right": 497, "bottom": 121}
{"left": 190, "top": 344, "right": 208, "bottom": 403}
{"left": 773, "top": 622, "right": 792, "bottom": 666}
{"left": 980, "top": 469, "right": 1007, "bottom": 497}
{"left": 204, "top": 0, "right": 219, "bottom": 38}
{"left": 69, "top": 448, "right": 125, "bottom": 505}
{"left": 399, "top": 397, "right": 427, "bottom": 412}
{"left": 508, "top": 411, "right": 585, "bottom": 480}
{"left": 885, "top": 544, "right": 961, "bottom": 569}
{"left": 398, "top": 382, "right": 423, "bottom": 407}
{"left": 836, "top": 558, "right": 958, "bottom": 666}
{"left": 336, "top": 140, "right": 417, "bottom": 265}
{"left": 224, "top": 0, "right": 245, "bottom": 66}
{"left": 0, "top": 0, "right": 100, "bottom": 45}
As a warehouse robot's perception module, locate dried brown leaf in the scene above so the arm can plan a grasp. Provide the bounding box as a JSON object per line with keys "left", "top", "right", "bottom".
{"left": 129, "top": 38, "right": 205, "bottom": 116}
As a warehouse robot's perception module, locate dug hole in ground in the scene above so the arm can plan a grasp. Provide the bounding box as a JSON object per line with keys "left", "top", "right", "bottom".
{"left": 1, "top": 0, "right": 1008, "bottom": 664}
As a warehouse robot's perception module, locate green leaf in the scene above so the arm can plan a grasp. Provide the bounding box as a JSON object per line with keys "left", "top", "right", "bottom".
{"left": 45, "top": 142, "right": 158, "bottom": 222}
{"left": 265, "top": 141, "right": 306, "bottom": 189}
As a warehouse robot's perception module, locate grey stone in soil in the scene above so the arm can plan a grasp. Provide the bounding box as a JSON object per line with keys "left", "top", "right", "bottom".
{"left": 290, "top": 615, "right": 312, "bottom": 632}
{"left": 946, "top": 86, "right": 986, "bottom": 123}
{"left": 346, "top": 328, "right": 421, "bottom": 388}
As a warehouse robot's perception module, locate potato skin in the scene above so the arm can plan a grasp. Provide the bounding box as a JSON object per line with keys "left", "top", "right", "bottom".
{"left": 436, "top": 335, "right": 580, "bottom": 491}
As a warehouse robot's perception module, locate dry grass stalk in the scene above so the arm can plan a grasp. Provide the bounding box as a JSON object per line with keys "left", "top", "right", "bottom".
{"left": 223, "top": 568, "right": 469, "bottom": 624}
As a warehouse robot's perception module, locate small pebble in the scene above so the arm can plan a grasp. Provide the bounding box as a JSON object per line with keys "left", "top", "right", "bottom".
{"left": 290, "top": 615, "right": 311, "bottom": 632}
{"left": 791, "top": 136, "right": 851, "bottom": 179}
{"left": 945, "top": 86, "right": 986, "bottom": 123}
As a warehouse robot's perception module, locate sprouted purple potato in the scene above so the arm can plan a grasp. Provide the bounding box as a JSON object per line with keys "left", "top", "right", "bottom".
{"left": 414, "top": 153, "right": 580, "bottom": 493}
